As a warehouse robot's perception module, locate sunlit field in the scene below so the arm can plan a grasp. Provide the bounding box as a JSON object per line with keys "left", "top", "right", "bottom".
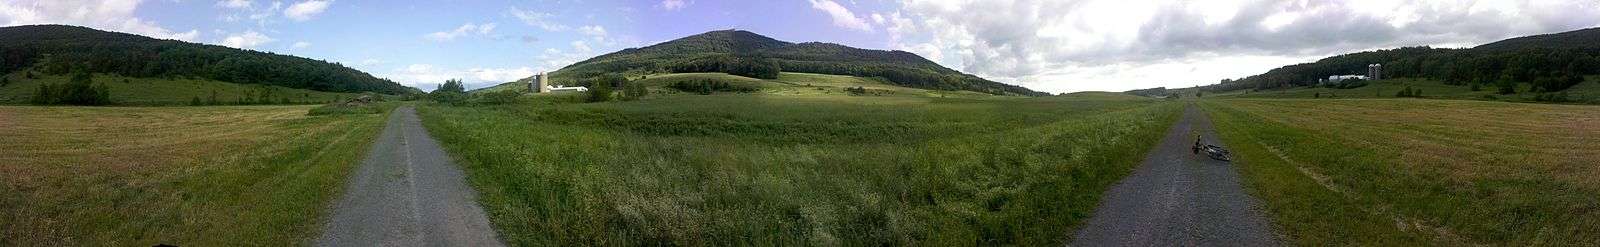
{"left": 417, "top": 93, "right": 1182, "bottom": 245}
{"left": 1202, "top": 99, "right": 1600, "bottom": 246}
{"left": 0, "top": 105, "right": 389, "bottom": 245}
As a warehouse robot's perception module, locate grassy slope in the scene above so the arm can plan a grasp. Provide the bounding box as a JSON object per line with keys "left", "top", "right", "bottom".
{"left": 1215, "top": 76, "right": 1600, "bottom": 104}
{"left": 1201, "top": 99, "right": 1600, "bottom": 245}
{"left": 0, "top": 105, "right": 393, "bottom": 245}
{"left": 0, "top": 72, "right": 362, "bottom": 105}
{"left": 473, "top": 72, "right": 1003, "bottom": 98}
{"left": 417, "top": 93, "right": 1182, "bottom": 245}
{"left": 635, "top": 72, "right": 1001, "bottom": 98}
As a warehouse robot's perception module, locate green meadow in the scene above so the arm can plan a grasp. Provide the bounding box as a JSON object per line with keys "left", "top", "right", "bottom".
{"left": 1202, "top": 99, "right": 1600, "bottom": 246}
{"left": 417, "top": 83, "right": 1182, "bottom": 245}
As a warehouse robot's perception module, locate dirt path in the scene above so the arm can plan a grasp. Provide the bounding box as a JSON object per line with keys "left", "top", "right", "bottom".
{"left": 314, "top": 107, "right": 502, "bottom": 246}
{"left": 1070, "top": 103, "right": 1279, "bottom": 246}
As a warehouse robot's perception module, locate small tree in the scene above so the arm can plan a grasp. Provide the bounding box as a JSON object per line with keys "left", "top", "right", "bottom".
{"left": 586, "top": 77, "right": 615, "bottom": 102}
{"left": 621, "top": 81, "right": 648, "bottom": 101}
{"left": 190, "top": 96, "right": 203, "bottom": 106}
{"left": 1496, "top": 74, "right": 1517, "bottom": 95}
{"left": 430, "top": 79, "right": 468, "bottom": 104}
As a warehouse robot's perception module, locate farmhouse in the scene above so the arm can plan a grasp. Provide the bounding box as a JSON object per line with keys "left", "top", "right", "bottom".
{"left": 1320, "top": 75, "right": 1367, "bottom": 85}
{"left": 527, "top": 71, "right": 588, "bottom": 93}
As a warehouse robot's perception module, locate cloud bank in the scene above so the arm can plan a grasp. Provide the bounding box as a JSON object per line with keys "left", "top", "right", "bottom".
{"left": 878, "top": 0, "right": 1600, "bottom": 93}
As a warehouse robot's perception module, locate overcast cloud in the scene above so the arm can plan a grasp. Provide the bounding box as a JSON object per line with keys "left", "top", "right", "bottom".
{"left": 879, "top": 0, "right": 1600, "bottom": 92}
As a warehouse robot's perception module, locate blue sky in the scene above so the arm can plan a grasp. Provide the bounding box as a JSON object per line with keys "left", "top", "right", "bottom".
{"left": 4, "top": 0, "right": 1599, "bottom": 93}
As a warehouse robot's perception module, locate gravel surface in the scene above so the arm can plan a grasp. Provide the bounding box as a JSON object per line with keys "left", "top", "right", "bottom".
{"left": 314, "top": 107, "right": 503, "bottom": 247}
{"left": 1070, "top": 104, "right": 1280, "bottom": 246}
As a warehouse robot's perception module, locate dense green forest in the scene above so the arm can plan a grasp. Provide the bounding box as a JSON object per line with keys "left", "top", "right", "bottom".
{"left": 545, "top": 30, "right": 1045, "bottom": 96}
{"left": 1201, "top": 27, "right": 1600, "bottom": 93}
{"left": 0, "top": 25, "right": 415, "bottom": 95}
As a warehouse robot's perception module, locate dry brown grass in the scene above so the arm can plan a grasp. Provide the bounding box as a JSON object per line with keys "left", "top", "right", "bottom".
{"left": 1205, "top": 98, "right": 1600, "bottom": 245}
{"left": 0, "top": 105, "right": 387, "bottom": 246}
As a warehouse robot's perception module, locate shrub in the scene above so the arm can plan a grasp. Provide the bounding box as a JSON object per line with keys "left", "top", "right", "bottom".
{"left": 587, "top": 77, "right": 614, "bottom": 103}
{"left": 430, "top": 79, "right": 468, "bottom": 104}
{"left": 668, "top": 79, "right": 757, "bottom": 94}
{"left": 845, "top": 86, "right": 868, "bottom": 95}
{"left": 476, "top": 90, "right": 522, "bottom": 105}
{"left": 32, "top": 68, "right": 111, "bottom": 105}
{"left": 307, "top": 103, "right": 380, "bottom": 116}
{"left": 1533, "top": 92, "right": 1570, "bottom": 102}
{"left": 621, "top": 81, "right": 648, "bottom": 101}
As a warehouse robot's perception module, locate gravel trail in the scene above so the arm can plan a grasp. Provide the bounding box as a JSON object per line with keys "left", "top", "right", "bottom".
{"left": 1070, "top": 103, "right": 1279, "bottom": 246}
{"left": 314, "top": 106, "right": 502, "bottom": 247}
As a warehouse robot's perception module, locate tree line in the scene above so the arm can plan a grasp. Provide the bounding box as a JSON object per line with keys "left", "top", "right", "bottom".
{"left": 1204, "top": 46, "right": 1599, "bottom": 93}
{"left": 0, "top": 25, "right": 415, "bottom": 95}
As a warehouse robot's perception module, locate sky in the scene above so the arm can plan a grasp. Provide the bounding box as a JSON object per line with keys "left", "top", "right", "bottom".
{"left": 2, "top": 0, "right": 1599, "bottom": 93}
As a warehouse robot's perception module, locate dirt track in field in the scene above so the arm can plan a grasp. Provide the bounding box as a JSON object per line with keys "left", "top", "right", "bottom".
{"left": 314, "top": 107, "right": 502, "bottom": 246}
{"left": 1070, "top": 103, "right": 1279, "bottom": 246}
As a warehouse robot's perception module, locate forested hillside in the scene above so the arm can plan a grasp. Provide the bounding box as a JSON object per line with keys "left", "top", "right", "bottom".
{"left": 1203, "top": 28, "right": 1600, "bottom": 93}
{"left": 543, "top": 30, "right": 1044, "bottom": 96}
{"left": 0, "top": 25, "right": 414, "bottom": 95}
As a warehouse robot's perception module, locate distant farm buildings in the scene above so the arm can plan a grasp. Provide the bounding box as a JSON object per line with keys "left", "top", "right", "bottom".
{"left": 1318, "top": 63, "right": 1382, "bottom": 85}
{"left": 1367, "top": 63, "right": 1383, "bottom": 80}
{"left": 528, "top": 72, "right": 588, "bottom": 93}
{"left": 1321, "top": 75, "right": 1367, "bottom": 84}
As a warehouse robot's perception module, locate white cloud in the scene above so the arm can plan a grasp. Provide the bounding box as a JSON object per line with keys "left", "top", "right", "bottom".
{"left": 571, "top": 40, "right": 592, "bottom": 53}
{"left": 217, "top": 0, "right": 252, "bottom": 9}
{"left": 808, "top": 0, "right": 872, "bottom": 32}
{"left": 886, "top": 0, "right": 1600, "bottom": 93}
{"left": 0, "top": 0, "right": 200, "bottom": 41}
{"left": 220, "top": 30, "right": 275, "bottom": 49}
{"left": 284, "top": 0, "right": 330, "bottom": 22}
{"left": 385, "top": 64, "right": 538, "bottom": 90}
{"left": 660, "top": 0, "right": 690, "bottom": 11}
{"left": 290, "top": 41, "right": 310, "bottom": 49}
{"left": 578, "top": 25, "right": 606, "bottom": 37}
{"left": 508, "top": 7, "right": 568, "bottom": 31}
{"left": 425, "top": 23, "right": 497, "bottom": 42}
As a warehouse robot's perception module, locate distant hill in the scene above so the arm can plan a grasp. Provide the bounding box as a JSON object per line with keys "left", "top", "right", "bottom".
{"left": 529, "top": 30, "right": 1045, "bottom": 96}
{"left": 1202, "top": 27, "right": 1600, "bottom": 93}
{"left": 1474, "top": 27, "right": 1600, "bottom": 51}
{"left": 0, "top": 25, "right": 415, "bottom": 95}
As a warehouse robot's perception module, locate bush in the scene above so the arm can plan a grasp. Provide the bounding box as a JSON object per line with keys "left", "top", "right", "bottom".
{"left": 32, "top": 68, "right": 111, "bottom": 105}
{"left": 621, "top": 81, "right": 649, "bottom": 101}
{"left": 668, "top": 79, "right": 758, "bottom": 94}
{"left": 476, "top": 90, "right": 522, "bottom": 105}
{"left": 307, "top": 103, "right": 380, "bottom": 116}
{"left": 1533, "top": 92, "right": 1570, "bottom": 102}
{"left": 845, "top": 86, "right": 868, "bottom": 95}
{"left": 430, "top": 79, "right": 468, "bottom": 104}
{"left": 587, "top": 77, "right": 615, "bottom": 103}
{"left": 1395, "top": 86, "right": 1423, "bottom": 98}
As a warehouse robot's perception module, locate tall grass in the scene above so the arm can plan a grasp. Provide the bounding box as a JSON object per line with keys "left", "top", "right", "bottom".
{"left": 0, "top": 105, "right": 392, "bottom": 245}
{"left": 1202, "top": 99, "right": 1600, "bottom": 245}
{"left": 417, "top": 94, "right": 1182, "bottom": 245}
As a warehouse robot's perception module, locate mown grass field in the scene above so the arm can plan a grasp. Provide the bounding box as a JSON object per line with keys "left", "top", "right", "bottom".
{"left": 417, "top": 90, "right": 1182, "bottom": 245}
{"left": 1215, "top": 76, "right": 1600, "bottom": 104}
{"left": 1201, "top": 99, "right": 1600, "bottom": 246}
{"left": 0, "top": 71, "right": 361, "bottom": 105}
{"left": 0, "top": 104, "right": 392, "bottom": 245}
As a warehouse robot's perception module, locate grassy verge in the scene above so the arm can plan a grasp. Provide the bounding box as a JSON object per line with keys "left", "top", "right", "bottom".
{"left": 0, "top": 105, "right": 393, "bottom": 245}
{"left": 417, "top": 94, "right": 1181, "bottom": 245}
{"left": 1201, "top": 99, "right": 1600, "bottom": 245}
